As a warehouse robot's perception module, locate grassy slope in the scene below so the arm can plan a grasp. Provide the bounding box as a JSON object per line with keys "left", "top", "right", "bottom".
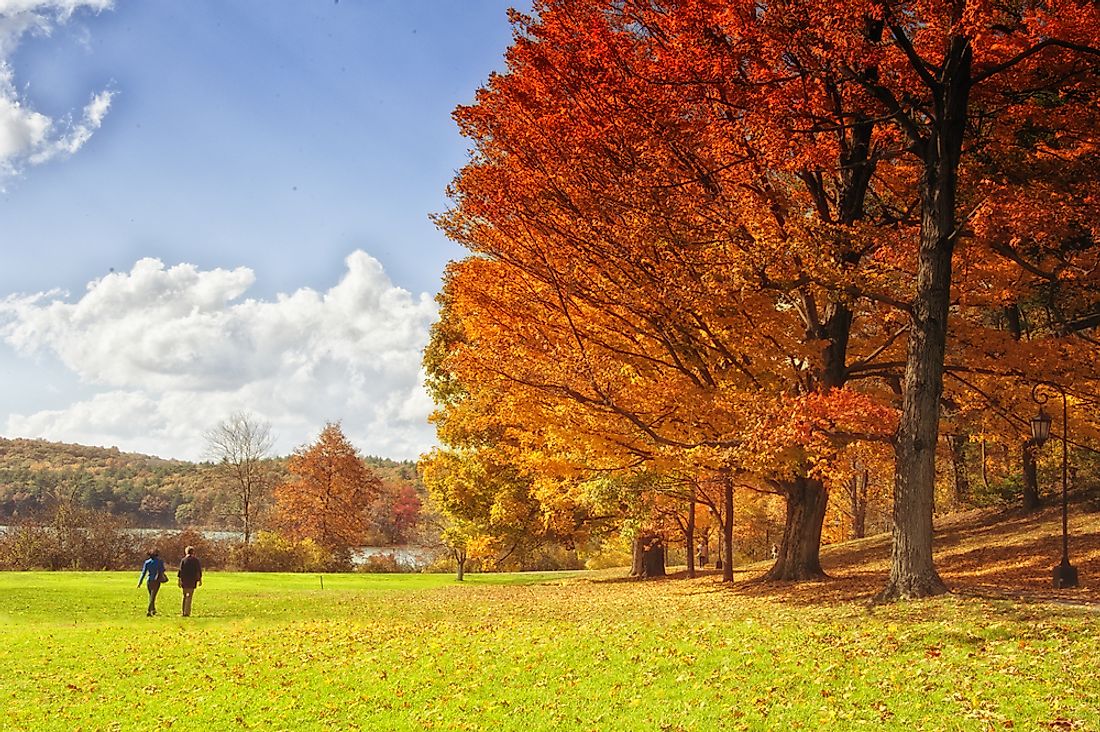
{"left": 1, "top": 506, "right": 1099, "bottom": 732}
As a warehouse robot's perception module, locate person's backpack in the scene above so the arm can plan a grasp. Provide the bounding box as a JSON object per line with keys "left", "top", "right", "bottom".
{"left": 155, "top": 559, "right": 168, "bottom": 583}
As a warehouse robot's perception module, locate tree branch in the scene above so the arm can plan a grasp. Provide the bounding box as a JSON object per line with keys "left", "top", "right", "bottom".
{"left": 889, "top": 24, "right": 939, "bottom": 90}
{"left": 973, "top": 39, "right": 1100, "bottom": 85}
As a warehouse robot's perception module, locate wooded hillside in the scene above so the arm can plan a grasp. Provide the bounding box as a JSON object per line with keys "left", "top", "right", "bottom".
{"left": 0, "top": 437, "right": 421, "bottom": 541}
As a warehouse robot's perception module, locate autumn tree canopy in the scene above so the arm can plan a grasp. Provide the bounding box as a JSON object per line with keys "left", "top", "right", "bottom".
{"left": 434, "top": 0, "right": 910, "bottom": 582}
{"left": 429, "top": 0, "right": 1100, "bottom": 596}
{"left": 274, "top": 423, "right": 382, "bottom": 553}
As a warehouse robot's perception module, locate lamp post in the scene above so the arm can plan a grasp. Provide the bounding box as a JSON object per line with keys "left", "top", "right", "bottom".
{"left": 1030, "top": 382, "right": 1079, "bottom": 589}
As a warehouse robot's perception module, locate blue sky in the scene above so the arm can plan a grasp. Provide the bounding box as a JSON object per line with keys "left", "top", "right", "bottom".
{"left": 0, "top": 0, "right": 528, "bottom": 460}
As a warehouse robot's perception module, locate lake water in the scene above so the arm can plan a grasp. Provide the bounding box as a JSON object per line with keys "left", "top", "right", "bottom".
{"left": 352, "top": 545, "right": 436, "bottom": 568}
{"left": 0, "top": 526, "right": 436, "bottom": 569}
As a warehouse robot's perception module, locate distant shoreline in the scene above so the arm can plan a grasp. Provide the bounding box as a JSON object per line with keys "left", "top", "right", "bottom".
{"left": 0, "top": 525, "right": 434, "bottom": 568}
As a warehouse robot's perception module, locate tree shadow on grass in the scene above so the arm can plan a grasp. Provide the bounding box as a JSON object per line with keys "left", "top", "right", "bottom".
{"left": 590, "top": 567, "right": 754, "bottom": 584}
{"left": 663, "top": 502, "right": 1100, "bottom": 610}
{"left": 581, "top": 500, "right": 1100, "bottom": 610}
{"left": 672, "top": 570, "right": 1100, "bottom": 615}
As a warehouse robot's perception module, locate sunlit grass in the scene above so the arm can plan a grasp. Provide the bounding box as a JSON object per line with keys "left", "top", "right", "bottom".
{"left": 1, "top": 570, "right": 1097, "bottom": 731}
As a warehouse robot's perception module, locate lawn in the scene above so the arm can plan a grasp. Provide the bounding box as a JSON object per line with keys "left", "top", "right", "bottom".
{"left": 1, "top": 570, "right": 1098, "bottom": 731}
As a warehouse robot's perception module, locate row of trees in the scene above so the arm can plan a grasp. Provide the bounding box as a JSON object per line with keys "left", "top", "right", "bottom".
{"left": 1, "top": 418, "right": 425, "bottom": 570}
{"left": 205, "top": 416, "right": 423, "bottom": 560}
{"left": 421, "top": 0, "right": 1100, "bottom": 596}
{"left": 0, "top": 502, "right": 367, "bottom": 573}
{"left": 0, "top": 434, "right": 422, "bottom": 543}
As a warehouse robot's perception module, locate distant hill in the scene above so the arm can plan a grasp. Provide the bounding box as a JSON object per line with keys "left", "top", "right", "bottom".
{"left": 0, "top": 437, "right": 422, "bottom": 537}
{"left": 360, "top": 454, "right": 420, "bottom": 484}
{"left": 0, "top": 437, "right": 206, "bottom": 527}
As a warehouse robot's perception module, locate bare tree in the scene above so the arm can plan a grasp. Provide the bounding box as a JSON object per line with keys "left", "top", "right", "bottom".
{"left": 204, "top": 411, "right": 274, "bottom": 545}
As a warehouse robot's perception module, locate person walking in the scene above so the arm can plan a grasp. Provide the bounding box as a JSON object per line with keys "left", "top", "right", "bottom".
{"left": 138, "top": 550, "right": 166, "bottom": 616}
{"left": 178, "top": 545, "right": 203, "bottom": 617}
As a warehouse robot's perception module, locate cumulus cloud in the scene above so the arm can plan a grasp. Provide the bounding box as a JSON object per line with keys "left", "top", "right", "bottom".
{"left": 0, "top": 251, "right": 441, "bottom": 460}
{"left": 0, "top": 0, "right": 114, "bottom": 181}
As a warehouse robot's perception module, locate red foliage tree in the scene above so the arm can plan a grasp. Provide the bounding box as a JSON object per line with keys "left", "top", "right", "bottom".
{"left": 436, "top": 0, "right": 1100, "bottom": 598}
{"left": 274, "top": 423, "right": 381, "bottom": 553}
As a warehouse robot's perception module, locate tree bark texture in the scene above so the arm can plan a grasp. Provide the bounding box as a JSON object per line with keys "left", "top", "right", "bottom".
{"left": 849, "top": 469, "right": 869, "bottom": 540}
{"left": 764, "top": 476, "right": 828, "bottom": 580}
{"left": 455, "top": 549, "right": 467, "bottom": 582}
{"left": 1005, "top": 304, "right": 1042, "bottom": 513}
{"left": 881, "top": 37, "right": 971, "bottom": 601}
{"left": 1022, "top": 440, "right": 1041, "bottom": 512}
{"left": 948, "top": 433, "right": 970, "bottom": 506}
{"left": 631, "top": 534, "right": 666, "bottom": 578}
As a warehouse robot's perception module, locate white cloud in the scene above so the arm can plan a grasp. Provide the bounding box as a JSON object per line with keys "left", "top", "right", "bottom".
{"left": 0, "top": 0, "right": 113, "bottom": 181}
{"left": 26, "top": 88, "right": 113, "bottom": 163}
{"left": 0, "top": 251, "right": 441, "bottom": 461}
{"left": 0, "top": 1, "right": 112, "bottom": 53}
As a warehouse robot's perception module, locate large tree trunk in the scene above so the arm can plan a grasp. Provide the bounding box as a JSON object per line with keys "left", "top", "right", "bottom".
{"left": 631, "top": 534, "right": 666, "bottom": 578}
{"left": 455, "top": 549, "right": 466, "bottom": 582}
{"left": 1022, "top": 439, "right": 1041, "bottom": 512}
{"left": 880, "top": 37, "right": 970, "bottom": 601}
{"left": 884, "top": 256, "right": 952, "bottom": 598}
{"left": 769, "top": 71, "right": 873, "bottom": 584}
{"left": 764, "top": 477, "right": 828, "bottom": 580}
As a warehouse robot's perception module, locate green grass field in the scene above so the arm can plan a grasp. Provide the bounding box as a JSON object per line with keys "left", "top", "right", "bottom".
{"left": 1, "top": 570, "right": 1098, "bottom": 731}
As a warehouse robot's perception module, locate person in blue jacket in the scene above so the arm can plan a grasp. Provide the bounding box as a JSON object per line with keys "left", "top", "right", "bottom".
{"left": 138, "top": 550, "right": 166, "bottom": 616}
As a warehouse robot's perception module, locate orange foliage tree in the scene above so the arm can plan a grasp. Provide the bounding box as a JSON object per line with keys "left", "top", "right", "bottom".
{"left": 435, "top": 0, "right": 915, "bottom": 583}
{"left": 274, "top": 423, "right": 381, "bottom": 554}
{"left": 941, "top": 114, "right": 1100, "bottom": 513}
{"left": 431, "top": 0, "right": 946, "bottom": 581}
{"left": 429, "top": 0, "right": 1099, "bottom": 597}
{"left": 599, "top": 0, "right": 1100, "bottom": 599}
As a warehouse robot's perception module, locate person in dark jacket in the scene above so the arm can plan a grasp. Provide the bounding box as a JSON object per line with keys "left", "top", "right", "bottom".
{"left": 178, "top": 545, "right": 203, "bottom": 617}
{"left": 138, "top": 550, "right": 166, "bottom": 616}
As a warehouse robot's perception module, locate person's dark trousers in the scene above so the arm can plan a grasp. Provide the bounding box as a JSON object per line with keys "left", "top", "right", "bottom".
{"left": 182, "top": 588, "right": 195, "bottom": 617}
{"left": 147, "top": 580, "right": 161, "bottom": 616}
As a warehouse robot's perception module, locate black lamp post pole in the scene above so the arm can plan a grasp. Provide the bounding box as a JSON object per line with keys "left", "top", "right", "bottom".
{"left": 1031, "top": 382, "right": 1079, "bottom": 589}
{"left": 1058, "top": 388, "right": 1070, "bottom": 576}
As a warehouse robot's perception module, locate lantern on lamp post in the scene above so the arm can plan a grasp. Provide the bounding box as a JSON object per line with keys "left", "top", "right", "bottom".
{"left": 1030, "top": 408, "right": 1051, "bottom": 448}
{"left": 1030, "top": 382, "right": 1079, "bottom": 589}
